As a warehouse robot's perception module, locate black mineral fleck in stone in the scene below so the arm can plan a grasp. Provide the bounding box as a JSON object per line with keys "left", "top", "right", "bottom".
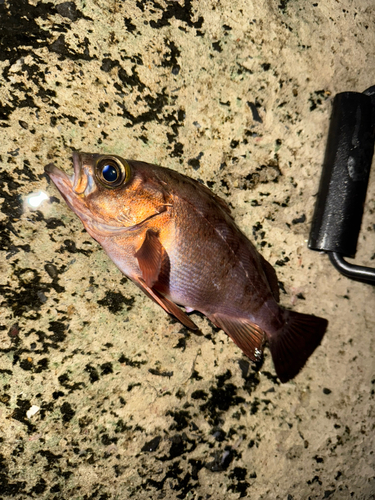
{"left": 56, "top": 2, "right": 87, "bottom": 21}
{"left": 228, "top": 467, "right": 250, "bottom": 498}
{"left": 291, "top": 214, "right": 306, "bottom": 224}
{"left": 166, "top": 410, "right": 190, "bottom": 431}
{"left": 147, "top": 0, "right": 204, "bottom": 29}
{"left": 100, "top": 362, "right": 113, "bottom": 375}
{"left": 60, "top": 402, "right": 75, "bottom": 422}
{"left": 124, "top": 16, "right": 137, "bottom": 33}
{"left": 247, "top": 101, "right": 263, "bottom": 123}
{"left": 149, "top": 368, "right": 174, "bottom": 378}
{"left": 212, "top": 41, "right": 222, "bottom": 52}
{"left": 85, "top": 363, "right": 100, "bottom": 383}
{"left": 141, "top": 436, "right": 162, "bottom": 452}
{"left": 118, "top": 354, "right": 147, "bottom": 368}
{"left": 58, "top": 372, "right": 85, "bottom": 393}
{"left": 191, "top": 390, "right": 208, "bottom": 400}
{"left": 205, "top": 446, "right": 235, "bottom": 472}
{"left": 44, "top": 263, "right": 58, "bottom": 279}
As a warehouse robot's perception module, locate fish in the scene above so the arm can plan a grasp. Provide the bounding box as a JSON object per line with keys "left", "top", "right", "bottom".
{"left": 45, "top": 152, "right": 328, "bottom": 383}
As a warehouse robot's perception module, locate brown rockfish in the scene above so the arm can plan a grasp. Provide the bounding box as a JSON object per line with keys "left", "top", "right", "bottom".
{"left": 45, "top": 153, "right": 328, "bottom": 383}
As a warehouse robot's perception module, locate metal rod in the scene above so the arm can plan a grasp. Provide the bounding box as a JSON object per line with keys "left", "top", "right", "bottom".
{"left": 328, "top": 252, "right": 375, "bottom": 285}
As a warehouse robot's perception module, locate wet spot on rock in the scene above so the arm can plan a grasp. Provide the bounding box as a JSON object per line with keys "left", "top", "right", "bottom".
{"left": 97, "top": 290, "right": 135, "bottom": 314}
{"left": 1, "top": 267, "right": 65, "bottom": 320}
{"left": 199, "top": 370, "right": 246, "bottom": 426}
{"left": 124, "top": 16, "right": 137, "bottom": 34}
{"left": 45, "top": 218, "right": 66, "bottom": 230}
{"left": 58, "top": 239, "right": 93, "bottom": 256}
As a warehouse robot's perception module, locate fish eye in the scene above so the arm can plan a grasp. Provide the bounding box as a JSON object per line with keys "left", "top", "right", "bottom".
{"left": 102, "top": 163, "right": 118, "bottom": 182}
{"left": 96, "top": 158, "right": 127, "bottom": 188}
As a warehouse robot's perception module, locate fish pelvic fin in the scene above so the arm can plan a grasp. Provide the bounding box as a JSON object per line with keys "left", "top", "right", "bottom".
{"left": 210, "top": 313, "right": 266, "bottom": 362}
{"left": 134, "top": 277, "right": 199, "bottom": 331}
{"left": 268, "top": 311, "right": 328, "bottom": 383}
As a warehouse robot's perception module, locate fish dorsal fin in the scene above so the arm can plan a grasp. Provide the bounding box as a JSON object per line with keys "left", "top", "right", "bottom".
{"left": 134, "top": 277, "right": 198, "bottom": 331}
{"left": 210, "top": 313, "right": 266, "bottom": 361}
{"left": 258, "top": 253, "right": 280, "bottom": 302}
{"left": 135, "top": 229, "right": 163, "bottom": 288}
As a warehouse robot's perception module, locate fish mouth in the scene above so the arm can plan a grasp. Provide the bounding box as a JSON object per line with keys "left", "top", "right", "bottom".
{"left": 72, "top": 151, "right": 82, "bottom": 191}
{"left": 44, "top": 157, "right": 93, "bottom": 225}
{"left": 45, "top": 152, "right": 93, "bottom": 198}
{"left": 44, "top": 162, "right": 74, "bottom": 201}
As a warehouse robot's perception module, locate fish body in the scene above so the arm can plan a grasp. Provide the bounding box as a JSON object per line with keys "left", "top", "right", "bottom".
{"left": 45, "top": 152, "right": 328, "bottom": 382}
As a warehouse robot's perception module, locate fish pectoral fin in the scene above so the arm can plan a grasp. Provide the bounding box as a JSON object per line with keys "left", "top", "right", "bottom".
{"left": 135, "top": 229, "right": 163, "bottom": 288}
{"left": 210, "top": 313, "right": 266, "bottom": 361}
{"left": 134, "top": 277, "right": 199, "bottom": 331}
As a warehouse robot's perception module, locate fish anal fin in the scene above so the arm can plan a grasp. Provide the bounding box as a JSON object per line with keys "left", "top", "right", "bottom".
{"left": 258, "top": 253, "right": 280, "bottom": 302}
{"left": 268, "top": 310, "right": 328, "bottom": 383}
{"left": 210, "top": 313, "right": 266, "bottom": 361}
{"left": 135, "top": 229, "right": 163, "bottom": 288}
{"left": 134, "top": 277, "right": 198, "bottom": 331}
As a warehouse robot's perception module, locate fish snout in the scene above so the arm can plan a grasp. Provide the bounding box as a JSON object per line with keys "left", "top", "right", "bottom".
{"left": 71, "top": 152, "right": 97, "bottom": 196}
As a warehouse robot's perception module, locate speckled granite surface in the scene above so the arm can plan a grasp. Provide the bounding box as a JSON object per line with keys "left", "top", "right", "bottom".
{"left": 1, "top": 1, "right": 375, "bottom": 498}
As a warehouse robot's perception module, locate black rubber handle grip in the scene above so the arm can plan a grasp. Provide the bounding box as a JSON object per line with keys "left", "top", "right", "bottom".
{"left": 308, "top": 90, "right": 375, "bottom": 257}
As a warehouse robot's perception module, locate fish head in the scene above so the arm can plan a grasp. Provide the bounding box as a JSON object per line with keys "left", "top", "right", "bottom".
{"left": 45, "top": 152, "right": 170, "bottom": 237}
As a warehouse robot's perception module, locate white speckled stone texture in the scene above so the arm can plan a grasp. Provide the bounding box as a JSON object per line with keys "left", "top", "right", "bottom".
{"left": 0, "top": 0, "right": 374, "bottom": 498}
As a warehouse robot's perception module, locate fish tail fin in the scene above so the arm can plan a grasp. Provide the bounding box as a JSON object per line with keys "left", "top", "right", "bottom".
{"left": 268, "top": 311, "right": 328, "bottom": 383}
